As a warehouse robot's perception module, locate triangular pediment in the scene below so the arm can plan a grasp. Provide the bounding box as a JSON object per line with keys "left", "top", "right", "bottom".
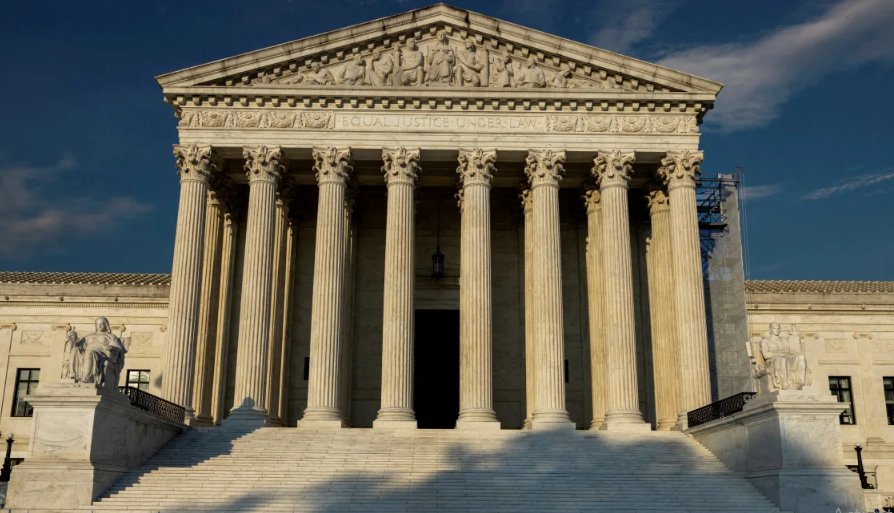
{"left": 156, "top": 4, "right": 722, "bottom": 96}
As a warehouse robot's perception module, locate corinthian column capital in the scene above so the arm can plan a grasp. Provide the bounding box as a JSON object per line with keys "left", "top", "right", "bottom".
{"left": 646, "top": 185, "right": 670, "bottom": 215}
{"left": 525, "top": 149, "right": 565, "bottom": 189}
{"left": 312, "top": 147, "right": 353, "bottom": 186}
{"left": 592, "top": 150, "right": 635, "bottom": 190}
{"left": 659, "top": 150, "right": 704, "bottom": 190}
{"left": 243, "top": 145, "right": 286, "bottom": 185}
{"left": 518, "top": 184, "right": 533, "bottom": 214}
{"left": 457, "top": 148, "right": 497, "bottom": 188}
{"left": 381, "top": 147, "right": 421, "bottom": 186}
{"left": 173, "top": 144, "right": 216, "bottom": 184}
{"left": 581, "top": 182, "right": 602, "bottom": 214}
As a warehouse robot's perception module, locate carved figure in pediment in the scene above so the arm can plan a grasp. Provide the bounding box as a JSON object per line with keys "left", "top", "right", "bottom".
{"left": 517, "top": 57, "right": 546, "bottom": 88}
{"left": 302, "top": 62, "right": 334, "bottom": 86}
{"left": 750, "top": 322, "right": 812, "bottom": 391}
{"left": 341, "top": 54, "right": 366, "bottom": 86}
{"left": 456, "top": 40, "right": 484, "bottom": 87}
{"left": 551, "top": 69, "right": 572, "bottom": 88}
{"left": 426, "top": 32, "right": 455, "bottom": 84}
{"left": 490, "top": 54, "right": 514, "bottom": 87}
{"left": 367, "top": 48, "right": 394, "bottom": 86}
{"left": 399, "top": 38, "right": 424, "bottom": 86}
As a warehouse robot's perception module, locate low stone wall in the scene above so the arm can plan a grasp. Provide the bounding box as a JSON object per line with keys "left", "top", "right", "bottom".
{"left": 685, "top": 389, "right": 863, "bottom": 513}
{"left": 5, "top": 383, "right": 185, "bottom": 510}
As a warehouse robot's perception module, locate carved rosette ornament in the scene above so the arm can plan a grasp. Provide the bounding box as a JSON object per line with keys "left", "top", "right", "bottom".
{"left": 658, "top": 150, "right": 704, "bottom": 191}
{"left": 592, "top": 150, "right": 635, "bottom": 190}
{"left": 243, "top": 145, "right": 286, "bottom": 185}
{"left": 581, "top": 182, "right": 602, "bottom": 214}
{"left": 646, "top": 186, "right": 670, "bottom": 215}
{"left": 525, "top": 149, "right": 565, "bottom": 189}
{"left": 173, "top": 144, "right": 216, "bottom": 184}
{"left": 312, "top": 147, "right": 353, "bottom": 186}
{"left": 381, "top": 147, "right": 421, "bottom": 187}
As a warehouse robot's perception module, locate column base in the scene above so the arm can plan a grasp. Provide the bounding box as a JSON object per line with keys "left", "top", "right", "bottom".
{"left": 187, "top": 415, "right": 215, "bottom": 428}
{"left": 601, "top": 409, "right": 651, "bottom": 431}
{"left": 456, "top": 419, "right": 501, "bottom": 431}
{"left": 374, "top": 407, "right": 417, "bottom": 429}
{"left": 588, "top": 416, "right": 605, "bottom": 431}
{"left": 298, "top": 419, "right": 347, "bottom": 430}
{"left": 673, "top": 410, "right": 688, "bottom": 431}
{"left": 522, "top": 417, "right": 533, "bottom": 430}
{"left": 223, "top": 406, "right": 268, "bottom": 429}
{"left": 531, "top": 408, "right": 575, "bottom": 430}
{"left": 655, "top": 416, "right": 677, "bottom": 431}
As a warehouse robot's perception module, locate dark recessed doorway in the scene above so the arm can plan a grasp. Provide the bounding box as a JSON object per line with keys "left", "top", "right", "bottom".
{"left": 414, "top": 309, "right": 460, "bottom": 429}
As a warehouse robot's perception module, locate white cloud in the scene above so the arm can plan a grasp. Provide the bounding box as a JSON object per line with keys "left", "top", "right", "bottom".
{"left": 658, "top": 0, "right": 894, "bottom": 131}
{"left": 801, "top": 169, "right": 894, "bottom": 200}
{"left": 0, "top": 155, "right": 153, "bottom": 259}
{"left": 590, "top": 0, "right": 682, "bottom": 55}
{"left": 740, "top": 183, "right": 783, "bottom": 201}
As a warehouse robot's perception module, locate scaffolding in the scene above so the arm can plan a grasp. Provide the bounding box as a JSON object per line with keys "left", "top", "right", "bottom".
{"left": 698, "top": 170, "right": 752, "bottom": 400}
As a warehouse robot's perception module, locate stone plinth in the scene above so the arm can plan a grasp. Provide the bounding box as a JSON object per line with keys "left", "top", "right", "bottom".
{"left": 5, "top": 383, "right": 184, "bottom": 510}
{"left": 686, "top": 389, "right": 863, "bottom": 513}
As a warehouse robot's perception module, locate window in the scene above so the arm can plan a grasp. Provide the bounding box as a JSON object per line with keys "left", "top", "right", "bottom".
{"left": 12, "top": 368, "right": 40, "bottom": 417}
{"left": 829, "top": 376, "right": 856, "bottom": 425}
{"left": 126, "top": 370, "right": 150, "bottom": 392}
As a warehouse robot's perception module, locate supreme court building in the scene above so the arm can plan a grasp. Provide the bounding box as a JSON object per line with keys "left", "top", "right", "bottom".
{"left": 151, "top": 4, "right": 719, "bottom": 433}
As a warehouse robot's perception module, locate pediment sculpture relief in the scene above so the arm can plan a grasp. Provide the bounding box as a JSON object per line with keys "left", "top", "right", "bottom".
{"left": 61, "top": 316, "right": 128, "bottom": 390}
{"left": 749, "top": 322, "right": 812, "bottom": 392}
{"left": 245, "top": 29, "right": 635, "bottom": 90}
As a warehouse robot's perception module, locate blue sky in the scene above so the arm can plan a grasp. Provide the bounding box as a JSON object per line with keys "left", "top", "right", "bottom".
{"left": 1, "top": 0, "right": 892, "bottom": 280}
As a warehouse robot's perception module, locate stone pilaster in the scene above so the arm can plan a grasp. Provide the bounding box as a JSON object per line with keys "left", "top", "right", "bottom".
{"left": 659, "top": 150, "right": 711, "bottom": 420}
{"left": 582, "top": 184, "right": 607, "bottom": 430}
{"left": 211, "top": 210, "right": 238, "bottom": 424}
{"left": 265, "top": 186, "right": 292, "bottom": 426}
{"left": 191, "top": 184, "right": 226, "bottom": 426}
{"left": 230, "top": 145, "right": 285, "bottom": 424}
{"left": 645, "top": 186, "right": 681, "bottom": 430}
{"left": 593, "top": 150, "right": 648, "bottom": 430}
{"left": 302, "top": 147, "right": 353, "bottom": 428}
{"left": 339, "top": 186, "right": 358, "bottom": 425}
{"left": 375, "top": 147, "right": 421, "bottom": 429}
{"left": 164, "top": 144, "right": 215, "bottom": 420}
{"left": 519, "top": 185, "right": 535, "bottom": 430}
{"left": 456, "top": 149, "right": 500, "bottom": 429}
{"left": 525, "top": 149, "right": 574, "bottom": 430}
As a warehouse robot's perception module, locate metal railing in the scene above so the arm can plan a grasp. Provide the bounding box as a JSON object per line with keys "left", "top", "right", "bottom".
{"left": 687, "top": 392, "right": 756, "bottom": 428}
{"left": 119, "top": 386, "right": 185, "bottom": 424}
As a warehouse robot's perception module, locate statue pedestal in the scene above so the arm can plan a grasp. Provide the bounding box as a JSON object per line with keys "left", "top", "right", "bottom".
{"left": 686, "top": 389, "right": 864, "bottom": 513}
{"left": 5, "top": 383, "right": 185, "bottom": 510}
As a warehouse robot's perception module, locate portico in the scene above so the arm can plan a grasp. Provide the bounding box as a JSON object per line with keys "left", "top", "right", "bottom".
{"left": 155, "top": 3, "right": 721, "bottom": 430}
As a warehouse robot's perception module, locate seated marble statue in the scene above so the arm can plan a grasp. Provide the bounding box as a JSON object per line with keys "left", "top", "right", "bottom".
{"left": 752, "top": 322, "right": 812, "bottom": 391}
{"left": 61, "top": 316, "right": 127, "bottom": 389}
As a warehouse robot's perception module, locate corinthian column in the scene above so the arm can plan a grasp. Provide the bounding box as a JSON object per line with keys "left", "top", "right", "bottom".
{"left": 374, "top": 147, "right": 420, "bottom": 429}
{"left": 211, "top": 208, "right": 239, "bottom": 424}
{"left": 582, "top": 184, "right": 607, "bottom": 430}
{"left": 301, "top": 147, "right": 353, "bottom": 428}
{"left": 192, "top": 181, "right": 227, "bottom": 425}
{"left": 593, "top": 150, "right": 647, "bottom": 430}
{"left": 659, "top": 150, "right": 711, "bottom": 422}
{"left": 265, "top": 185, "right": 292, "bottom": 426}
{"left": 525, "top": 149, "right": 574, "bottom": 430}
{"left": 229, "top": 146, "right": 285, "bottom": 424}
{"left": 645, "top": 186, "right": 681, "bottom": 430}
{"left": 519, "top": 185, "right": 536, "bottom": 430}
{"left": 164, "top": 144, "right": 215, "bottom": 420}
{"left": 456, "top": 148, "right": 500, "bottom": 430}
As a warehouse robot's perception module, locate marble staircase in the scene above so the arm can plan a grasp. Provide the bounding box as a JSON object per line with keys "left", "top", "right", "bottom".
{"left": 90, "top": 427, "right": 784, "bottom": 513}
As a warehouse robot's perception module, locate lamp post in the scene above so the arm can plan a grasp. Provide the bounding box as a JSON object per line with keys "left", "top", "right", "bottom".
{"left": 0, "top": 432, "right": 13, "bottom": 482}
{"left": 855, "top": 442, "right": 873, "bottom": 489}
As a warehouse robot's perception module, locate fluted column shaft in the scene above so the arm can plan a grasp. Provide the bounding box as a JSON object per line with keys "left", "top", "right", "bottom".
{"left": 594, "top": 150, "right": 647, "bottom": 429}
{"left": 230, "top": 146, "right": 285, "bottom": 423}
{"left": 264, "top": 194, "right": 291, "bottom": 425}
{"left": 660, "top": 151, "right": 711, "bottom": 419}
{"left": 211, "top": 213, "right": 238, "bottom": 424}
{"left": 164, "top": 145, "right": 215, "bottom": 419}
{"left": 278, "top": 222, "right": 298, "bottom": 425}
{"left": 192, "top": 190, "right": 224, "bottom": 424}
{"left": 583, "top": 186, "right": 607, "bottom": 430}
{"left": 525, "top": 150, "right": 573, "bottom": 429}
{"left": 520, "top": 187, "right": 535, "bottom": 430}
{"left": 456, "top": 149, "right": 500, "bottom": 429}
{"left": 375, "top": 147, "right": 421, "bottom": 428}
{"left": 646, "top": 188, "right": 681, "bottom": 430}
{"left": 302, "top": 147, "right": 353, "bottom": 427}
{"left": 339, "top": 188, "right": 358, "bottom": 425}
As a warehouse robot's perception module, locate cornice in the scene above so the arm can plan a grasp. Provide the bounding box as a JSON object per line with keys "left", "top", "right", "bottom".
{"left": 0, "top": 301, "right": 168, "bottom": 309}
